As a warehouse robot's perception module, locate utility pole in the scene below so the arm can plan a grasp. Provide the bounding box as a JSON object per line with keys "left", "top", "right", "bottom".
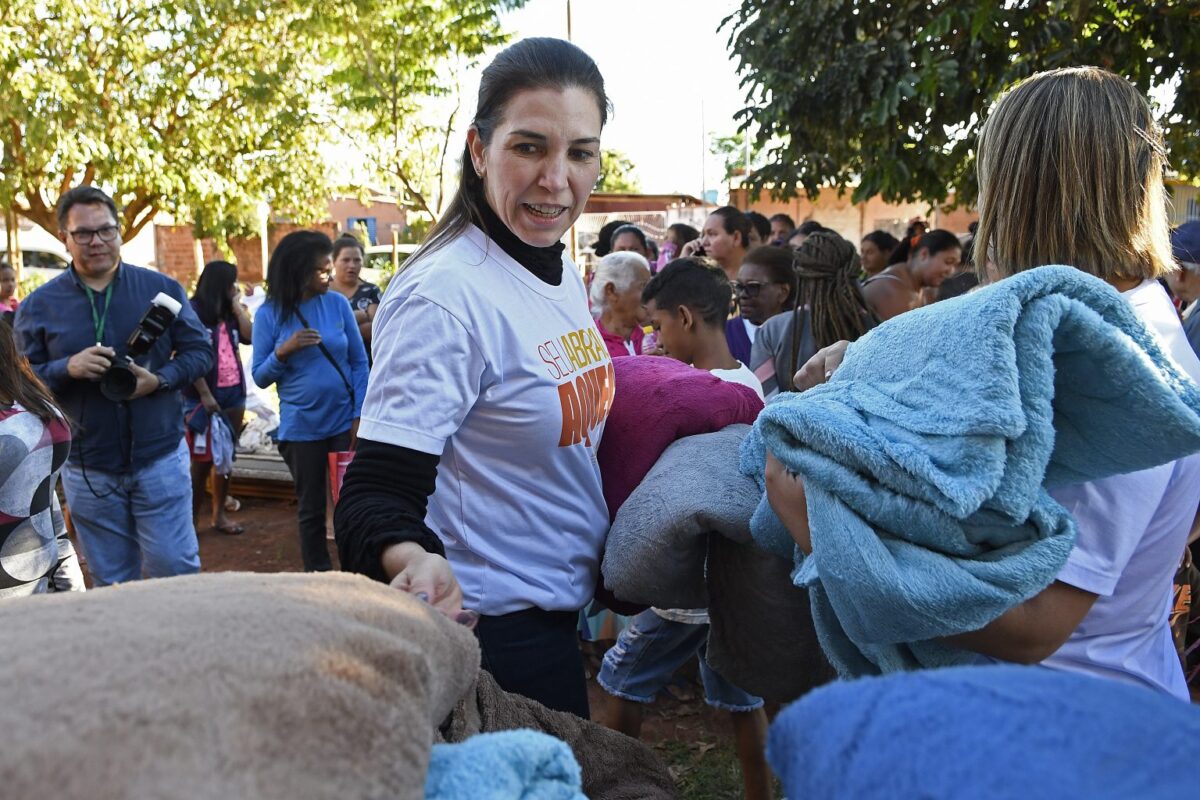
{"left": 566, "top": 0, "right": 572, "bottom": 40}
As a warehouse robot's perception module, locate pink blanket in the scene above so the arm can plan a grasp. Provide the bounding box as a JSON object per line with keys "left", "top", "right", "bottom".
{"left": 598, "top": 355, "right": 764, "bottom": 520}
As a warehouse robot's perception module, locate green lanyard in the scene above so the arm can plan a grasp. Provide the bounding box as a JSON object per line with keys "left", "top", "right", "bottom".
{"left": 84, "top": 283, "right": 114, "bottom": 344}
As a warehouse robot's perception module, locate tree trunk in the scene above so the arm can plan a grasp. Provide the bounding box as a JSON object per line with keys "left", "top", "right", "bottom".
{"left": 5, "top": 206, "right": 22, "bottom": 285}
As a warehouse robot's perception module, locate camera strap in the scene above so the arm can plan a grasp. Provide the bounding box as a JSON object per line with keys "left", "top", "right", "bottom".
{"left": 83, "top": 283, "right": 114, "bottom": 344}
{"left": 293, "top": 307, "right": 354, "bottom": 402}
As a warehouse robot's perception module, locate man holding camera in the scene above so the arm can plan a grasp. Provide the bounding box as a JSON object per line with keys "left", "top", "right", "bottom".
{"left": 14, "top": 186, "right": 212, "bottom": 586}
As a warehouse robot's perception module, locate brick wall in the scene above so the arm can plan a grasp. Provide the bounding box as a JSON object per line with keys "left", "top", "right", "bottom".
{"left": 154, "top": 221, "right": 338, "bottom": 287}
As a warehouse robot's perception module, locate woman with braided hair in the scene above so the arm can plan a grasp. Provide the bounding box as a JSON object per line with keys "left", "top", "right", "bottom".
{"left": 749, "top": 231, "right": 876, "bottom": 396}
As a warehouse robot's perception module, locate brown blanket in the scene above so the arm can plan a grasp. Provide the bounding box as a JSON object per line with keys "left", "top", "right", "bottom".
{"left": 441, "top": 669, "right": 679, "bottom": 799}
{"left": 0, "top": 572, "right": 480, "bottom": 800}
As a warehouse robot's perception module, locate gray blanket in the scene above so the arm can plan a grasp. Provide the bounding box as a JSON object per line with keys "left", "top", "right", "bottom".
{"left": 603, "top": 424, "right": 759, "bottom": 608}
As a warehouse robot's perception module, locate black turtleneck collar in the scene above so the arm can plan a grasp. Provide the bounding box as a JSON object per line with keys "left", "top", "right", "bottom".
{"left": 478, "top": 200, "right": 565, "bottom": 286}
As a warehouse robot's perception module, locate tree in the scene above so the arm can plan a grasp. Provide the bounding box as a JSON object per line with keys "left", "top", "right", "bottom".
{"left": 709, "top": 132, "right": 764, "bottom": 183}
{"left": 722, "top": 1, "right": 1200, "bottom": 206}
{"left": 0, "top": 0, "right": 332, "bottom": 244}
{"left": 314, "top": 0, "right": 525, "bottom": 218}
{"left": 595, "top": 149, "right": 641, "bottom": 193}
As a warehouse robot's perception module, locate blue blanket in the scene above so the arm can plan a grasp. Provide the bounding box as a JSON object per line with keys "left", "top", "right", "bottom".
{"left": 741, "top": 266, "right": 1200, "bottom": 675}
{"left": 425, "top": 730, "right": 587, "bottom": 800}
{"left": 768, "top": 665, "right": 1200, "bottom": 799}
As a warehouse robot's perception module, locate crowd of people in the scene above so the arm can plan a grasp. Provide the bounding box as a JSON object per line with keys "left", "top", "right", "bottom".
{"left": 1, "top": 35, "right": 1198, "bottom": 796}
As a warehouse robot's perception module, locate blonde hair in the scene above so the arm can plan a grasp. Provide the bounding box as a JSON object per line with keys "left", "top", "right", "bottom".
{"left": 975, "top": 67, "right": 1173, "bottom": 282}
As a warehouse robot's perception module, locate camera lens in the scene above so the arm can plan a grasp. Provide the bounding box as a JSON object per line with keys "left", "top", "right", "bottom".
{"left": 99, "top": 362, "right": 138, "bottom": 401}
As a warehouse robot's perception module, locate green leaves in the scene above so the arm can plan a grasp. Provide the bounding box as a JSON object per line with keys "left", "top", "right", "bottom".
{"left": 724, "top": 0, "right": 1199, "bottom": 206}
{"left": 0, "top": 0, "right": 522, "bottom": 239}
{"left": 596, "top": 150, "right": 641, "bottom": 194}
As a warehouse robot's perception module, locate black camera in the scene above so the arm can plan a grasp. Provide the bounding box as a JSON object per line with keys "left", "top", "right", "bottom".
{"left": 99, "top": 292, "right": 182, "bottom": 401}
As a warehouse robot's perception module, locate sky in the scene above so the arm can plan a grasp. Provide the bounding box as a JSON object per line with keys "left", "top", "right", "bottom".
{"left": 462, "top": 0, "right": 751, "bottom": 198}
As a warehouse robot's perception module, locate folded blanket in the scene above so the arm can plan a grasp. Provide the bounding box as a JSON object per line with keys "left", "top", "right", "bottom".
{"left": 742, "top": 266, "right": 1200, "bottom": 675}
{"left": 0, "top": 572, "right": 480, "bottom": 800}
{"left": 440, "top": 669, "right": 678, "bottom": 800}
{"left": 768, "top": 665, "right": 1200, "bottom": 799}
{"left": 603, "top": 425, "right": 758, "bottom": 608}
{"left": 598, "top": 356, "right": 764, "bottom": 521}
{"left": 595, "top": 356, "right": 763, "bottom": 613}
{"left": 426, "top": 730, "right": 586, "bottom": 800}
{"left": 705, "top": 533, "right": 836, "bottom": 703}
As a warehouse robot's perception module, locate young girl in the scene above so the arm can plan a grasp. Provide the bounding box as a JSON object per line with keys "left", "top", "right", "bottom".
{"left": 0, "top": 264, "right": 18, "bottom": 323}
{"left": 0, "top": 320, "right": 83, "bottom": 597}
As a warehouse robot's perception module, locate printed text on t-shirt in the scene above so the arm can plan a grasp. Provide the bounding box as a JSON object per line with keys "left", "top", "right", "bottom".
{"left": 539, "top": 326, "right": 614, "bottom": 447}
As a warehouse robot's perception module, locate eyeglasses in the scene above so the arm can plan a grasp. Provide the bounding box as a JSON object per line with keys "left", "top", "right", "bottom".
{"left": 733, "top": 280, "right": 770, "bottom": 298}
{"left": 66, "top": 225, "right": 119, "bottom": 244}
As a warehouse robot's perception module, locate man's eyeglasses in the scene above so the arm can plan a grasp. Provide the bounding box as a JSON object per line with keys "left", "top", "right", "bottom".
{"left": 733, "top": 280, "right": 770, "bottom": 298}
{"left": 66, "top": 225, "right": 119, "bottom": 244}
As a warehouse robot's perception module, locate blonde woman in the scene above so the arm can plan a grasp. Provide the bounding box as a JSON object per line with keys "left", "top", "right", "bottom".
{"left": 775, "top": 67, "right": 1199, "bottom": 699}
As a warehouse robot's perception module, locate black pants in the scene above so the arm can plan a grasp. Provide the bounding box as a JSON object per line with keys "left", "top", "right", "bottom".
{"left": 475, "top": 607, "right": 590, "bottom": 719}
{"left": 278, "top": 431, "right": 351, "bottom": 572}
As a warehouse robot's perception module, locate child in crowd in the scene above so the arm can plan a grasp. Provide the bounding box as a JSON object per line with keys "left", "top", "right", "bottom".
{"left": 599, "top": 258, "right": 771, "bottom": 800}
{"left": 0, "top": 264, "right": 18, "bottom": 324}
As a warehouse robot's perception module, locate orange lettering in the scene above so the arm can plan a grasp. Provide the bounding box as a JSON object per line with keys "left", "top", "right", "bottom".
{"left": 557, "top": 381, "right": 583, "bottom": 446}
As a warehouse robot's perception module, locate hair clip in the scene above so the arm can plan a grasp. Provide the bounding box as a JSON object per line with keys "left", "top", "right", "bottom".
{"left": 1133, "top": 125, "right": 1168, "bottom": 159}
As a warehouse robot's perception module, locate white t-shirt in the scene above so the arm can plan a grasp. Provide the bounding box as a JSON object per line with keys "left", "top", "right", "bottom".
{"left": 1041, "top": 279, "right": 1200, "bottom": 699}
{"left": 710, "top": 363, "right": 766, "bottom": 401}
{"left": 653, "top": 362, "right": 765, "bottom": 626}
{"left": 742, "top": 317, "right": 760, "bottom": 344}
{"left": 360, "top": 226, "right": 614, "bottom": 616}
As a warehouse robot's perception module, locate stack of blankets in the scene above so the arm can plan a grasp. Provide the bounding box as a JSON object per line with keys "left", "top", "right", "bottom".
{"left": 0, "top": 572, "right": 676, "bottom": 799}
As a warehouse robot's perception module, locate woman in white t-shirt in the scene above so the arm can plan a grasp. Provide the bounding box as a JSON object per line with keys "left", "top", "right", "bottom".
{"left": 334, "top": 38, "right": 613, "bottom": 717}
{"left": 773, "top": 67, "right": 1199, "bottom": 699}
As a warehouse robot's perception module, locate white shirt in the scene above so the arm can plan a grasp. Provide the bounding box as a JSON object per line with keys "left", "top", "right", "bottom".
{"left": 742, "top": 317, "right": 760, "bottom": 343}
{"left": 1042, "top": 279, "right": 1200, "bottom": 699}
{"left": 360, "top": 226, "right": 613, "bottom": 615}
{"left": 710, "top": 363, "right": 766, "bottom": 401}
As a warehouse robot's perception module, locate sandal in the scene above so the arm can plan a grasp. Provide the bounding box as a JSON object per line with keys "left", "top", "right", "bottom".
{"left": 212, "top": 522, "right": 245, "bottom": 536}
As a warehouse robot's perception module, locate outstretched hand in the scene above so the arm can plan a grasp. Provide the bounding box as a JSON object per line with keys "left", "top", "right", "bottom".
{"left": 382, "top": 541, "right": 468, "bottom": 622}
{"left": 792, "top": 339, "right": 850, "bottom": 392}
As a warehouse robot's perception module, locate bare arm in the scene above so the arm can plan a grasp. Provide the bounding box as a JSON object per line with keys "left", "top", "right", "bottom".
{"left": 945, "top": 581, "right": 1098, "bottom": 664}
{"left": 862, "top": 280, "right": 910, "bottom": 322}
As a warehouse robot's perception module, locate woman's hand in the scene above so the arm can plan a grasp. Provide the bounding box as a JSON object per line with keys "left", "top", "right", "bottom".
{"left": 680, "top": 239, "right": 704, "bottom": 258}
{"left": 792, "top": 340, "right": 850, "bottom": 392}
{"left": 764, "top": 451, "right": 812, "bottom": 554}
{"left": 276, "top": 328, "right": 321, "bottom": 360}
{"left": 381, "top": 541, "right": 465, "bottom": 619}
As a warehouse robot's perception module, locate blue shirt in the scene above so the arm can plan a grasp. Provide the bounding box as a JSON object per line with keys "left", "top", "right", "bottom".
{"left": 14, "top": 263, "right": 212, "bottom": 472}
{"left": 251, "top": 292, "right": 368, "bottom": 441}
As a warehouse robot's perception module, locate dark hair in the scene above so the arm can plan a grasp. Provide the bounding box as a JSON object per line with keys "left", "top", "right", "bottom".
{"left": 610, "top": 224, "right": 648, "bottom": 251}
{"left": 789, "top": 231, "right": 873, "bottom": 376}
{"left": 914, "top": 229, "right": 962, "bottom": 258}
{"left": 641, "top": 258, "right": 731, "bottom": 327}
{"left": 0, "top": 319, "right": 62, "bottom": 423}
{"left": 418, "top": 38, "right": 610, "bottom": 260}
{"left": 266, "top": 230, "right": 333, "bottom": 322}
{"left": 769, "top": 213, "right": 796, "bottom": 230}
{"left": 0, "top": 263, "right": 15, "bottom": 275}
{"left": 595, "top": 219, "right": 632, "bottom": 257}
{"left": 745, "top": 211, "right": 771, "bottom": 242}
{"left": 667, "top": 223, "right": 700, "bottom": 247}
{"left": 192, "top": 260, "right": 240, "bottom": 327}
{"left": 796, "top": 220, "right": 826, "bottom": 237}
{"left": 861, "top": 230, "right": 900, "bottom": 253}
{"left": 709, "top": 206, "right": 752, "bottom": 249}
{"left": 742, "top": 245, "right": 797, "bottom": 309}
{"left": 332, "top": 235, "right": 365, "bottom": 262}
{"left": 56, "top": 185, "right": 119, "bottom": 231}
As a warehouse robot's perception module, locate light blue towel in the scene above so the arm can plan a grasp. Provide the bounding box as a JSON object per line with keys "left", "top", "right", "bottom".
{"left": 768, "top": 665, "right": 1200, "bottom": 800}
{"left": 424, "top": 730, "right": 587, "bottom": 800}
{"left": 741, "top": 265, "right": 1200, "bottom": 675}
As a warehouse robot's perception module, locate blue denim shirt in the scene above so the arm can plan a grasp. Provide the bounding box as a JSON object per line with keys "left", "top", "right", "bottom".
{"left": 14, "top": 263, "right": 212, "bottom": 473}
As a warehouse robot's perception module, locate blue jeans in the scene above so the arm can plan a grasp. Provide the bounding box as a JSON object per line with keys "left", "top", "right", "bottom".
{"left": 62, "top": 438, "right": 201, "bottom": 586}
{"left": 598, "top": 609, "right": 763, "bottom": 712}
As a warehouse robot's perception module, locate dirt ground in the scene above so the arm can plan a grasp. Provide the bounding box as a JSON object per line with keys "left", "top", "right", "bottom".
{"left": 193, "top": 492, "right": 736, "bottom": 751}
